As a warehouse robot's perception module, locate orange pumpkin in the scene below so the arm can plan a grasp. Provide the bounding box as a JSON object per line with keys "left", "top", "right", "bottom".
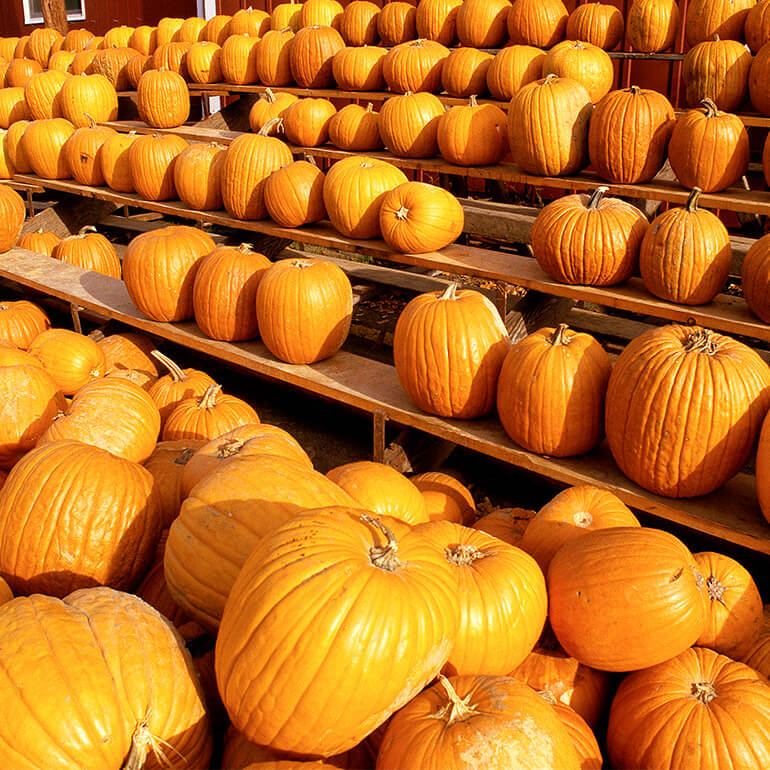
{"left": 441, "top": 47, "right": 493, "bottom": 98}
{"left": 437, "top": 96, "right": 507, "bottom": 167}
{"left": 0, "top": 87, "right": 31, "bottom": 129}
{"left": 377, "top": 1, "right": 417, "bottom": 45}
{"left": 61, "top": 115, "right": 117, "bottom": 186}
{"left": 230, "top": 6, "right": 271, "bottom": 36}
{"left": 340, "top": 0, "right": 381, "bottom": 46}
{"left": 508, "top": 0, "right": 569, "bottom": 47}
{"left": 686, "top": 0, "right": 755, "bottom": 45}
{"left": 566, "top": 2, "right": 624, "bottom": 49}
{"left": 747, "top": 0, "right": 770, "bottom": 52}
{"left": 128, "top": 131, "right": 189, "bottom": 201}
{"left": 416, "top": 0, "right": 464, "bottom": 46}
{"left": 28, "top": 328, "right": 106, "bottom": 395}
{"left": 59, "top": 72, "right": 119, "bottom": 127}
{"left": 254, "top": 28, "right": 295, "bottom": 86}
{"left": 99, "top": 130, "right": 139, "bottom": 192}
{"left": 687, "top": 37, "right": 751, "bottom": 112}
{"left": 379, "top": 90, "right": 444, "bottom": 158}
{"left": 148, "top": 350, "right": 217, "bottom": 425}
{"left": 22, "top": 117, "right": 75, "bottom": 179}
{"left": 546, "top": 700, "right": 603, "bottom": 770}
{"left": 0, "top": 186, "right": 26, "bottom": 252}
{"left": 63, "top": 28, "right": 95, "bottom": 52}
{"left": 627, "top": 0, "right": 680, "bottom": 51}
{"left": 328, "top": 102, "right": 382, "bottom": 151}
{"left": 411, "top": 471, "right": 475, "bottom": 524}
{"left": 542, "top": 40, "right": 615, "bottom": 104}
{"left": 221, "top": 34, "right": 261, "bottom": 84}
{"left": 23, "top": 69, "right": 69, "bottom": 120}
{"left": 382, "top": 38, "right": 449, "bottom": 93}
{"left": 742, "top": 234, "right": 770, "bottom": 323}
{"left": 89, "top": 46, "right": 143, "bottom": 91}
{"left": 332, "top": 44, "right": 387, "bottom": 90}
{"left": 5, "top": 121, "right": 32, "bottom": 175}
{"left": 282, "top": 97, "right": 337, "bottom": 146}
{"left": 300, "top": 0, "right": 344, "bottom": 29}
{"left": 151, "top": 41, "right": 191, "bottom": 79}
{"left": 0, "top": 299, "right": 49, "bottom": 349}
{"left": 741, "top": 606, "right": 770, "bottom": 676}
{"left": 487, "top": 45, "right": 547, "bottom": 100}
{"left": 271, "top": 1, "right": 301, "bottom": 32}
{"left": 136, "top": 68, "right": 190, "bottom": 128}
{"left": 128, "top": 24, "right": 158, "bottom": 55}
{"left": 4, "top": 58, "right": 43, "bottom": 88}
{"left": 94, "top": 331, "right": 158, "bottom": 378}
{"left": 51, "top": 226, "right": 121, "bottom": 279}
{"left": 471, "top": 507, "right": 535, "bottom": 546}
{"left": 18, "top": 229, "right": 61, "bottom": 256}
{"left": 264, "top": 158, "right": 327, "bottom": 227}
{"left": 289, "top": 24, "right": 345, "bottom": 88}
{"left": 173, "top": 141, "right": 226, "bottom": 211}
{"left": 457, "top": 0, "right": 512, "bottom": 48}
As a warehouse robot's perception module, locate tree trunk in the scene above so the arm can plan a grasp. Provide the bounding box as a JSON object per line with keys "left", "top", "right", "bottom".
{"left": 42, "top": 0, "right": 69, "bottom": 34}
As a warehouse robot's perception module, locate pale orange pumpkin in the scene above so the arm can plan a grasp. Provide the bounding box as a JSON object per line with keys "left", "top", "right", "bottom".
{"left": 627, "top": 0, "right": 680, "bottom": 52}
{"left": 688, "top": 37, "right": 752, "bottom": 113}
{"left": 59, "top": 73, "right": 119, "bottom": 127}
{"left": 221, "top": 34, "right": 261, "bottom": 84}
{"left": 340, "top": 0, "right": 381, "bottom": 46}
{"left": 23, "top": 69, "right": 69, "bottom": 120}
{"left": 488, "top": 45, "right": 549, "bottom": 99}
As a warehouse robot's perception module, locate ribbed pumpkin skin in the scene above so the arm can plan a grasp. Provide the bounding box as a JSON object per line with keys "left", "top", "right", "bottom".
{"left": 5, "top": 121, "right": 33, "bottom": 174}
{"left": 508, "top": 0, "right": 568, "bottom": 47}
{"left": 0, "top": 186, "right": 25, "bottom": 253}
{"left": 669, "top": 100, "right": 749, "bottom": 191}
{"left": 686, "top": 0, "right": 755, "bottom": 45}
{"left": 0, "top": 129, "right": 14, "bottom": 179}
{"left": 542, "top": 40, "right": 614, "bottom": 104}
{"left": 62, "top": 120, "right": 116, "bottom": 186}
{"left": 100, "top": 130, "right": 139, "bottom": 192}
{"left": 751, "top": 42, "right": 770, "bottom": 115}
{"left": 639, "top": 194, "right": 731, "bottom": 305}
{"left": 748, "top": 0, "right": 770, "bottom": 52}
{"left": 18, "top": 229, "right": 61, "bottom": 256}
{"left": 437, "top": 98, "right": 507, "bottom": 166}
{"left": 497, "top": 325, "right": 612, "bottom": 458}
{"left": 58, "top": 73, "right": 119, "bottom": 127}
{"left": 0, "top": 440, "right": 161, "bottom": 596}
{"left": 608, "top": 648, "right": 770, "bottom": 770}
{"left": 509, "top": 76, "right": 593, "bottom": 176}
{"left": 128, "top": 131, "right": 189, "bottom": 201}
{"left": 166, "top": 455, "right": 356, "bottom": 630}
{"left": 627, "top": 0, "right": 679, "bottom": 51}
{"left": 378, "top": 674, "right": 581, "bottom": 770}
{"left": 230, "top": 6, "right": 271, "bottom": 36}
{"left": 418, "top": 521, "right": 547, "bottom": 675}
{"left": 22, "top": 118, "right": 75, "bottom": 179}
{"left": 216, "top": 508, "right": 459, "bottom": 757}
{"left": 472, "top": 507, "right": 535, "bottom": 546}
{"left": 394, "top": 285, "right": 509, "bottom": 419}
{"left": 48, "top": 49, "right": 76, "bottom": 72}
{"left": 38, "top": 377, "right": 161, "bottom": 464}
{"left": 487, "top": 45, "right": 545, "bottom": 100}
{"left": 531, "top": 190, "right": 649, "bottom": 285}
{"left": 64, "top": 27, "right": 95, "bottom": 51}
{"left": 686, "top": 38, "right": 751, "bottom": 112}
{"left": 27, "top": 28, "right": 64, "bottom": 67}
{"left": 283, "top": 97, "right": 337, "bottom": 146}
{"left": 28, "top": 328, "right": 106, "bottom": 395}
{"left": 96, "top": 331, "right": 158, "bottom": 377}
{"left": 222, "top": 132, "right": 294, "bottom": 220}
{"left": 549, "top": 527, "right": 707, "bottom": 671}
{"left": 248, "top": 90, "right": 298, "bottom": 133}
{"left": 326, "top": 460, "right": 429, "bottom": 525}
{"left": 412, "top": 472, "right": 475, "bottom": 524}
{"left": 520, "top": 485, "right": 639, "bottom": 574}
{"left": 152, "top": 41, "right": 192, "bottom": 79}
{"left": 743, "top": 234, "right": 770, "bottom": 322}
{"left": 328, "top": 103, "right": 382, "bottom": 151}
{"left": 695, "top": 551, "right": 764, "bottom": 658}
{"left": 379, "top": 91, "right": 444, "bottom": 158}
{"left": 264, "top": 159, "right": 326, "bottom": 227}
{"left": 254, "top": 29, "right": 294, "bottom": 86}
{"left": 606, "top": 325, "right": 770, "bottom": 497}
{"left": 456, "top": 0, "right": 512, "bottom": 48}
{"left": 4, "top": 58, "right": 42, "bottom": 89}
{"left": 123, "top": 225, "right": 215, "bottom": 323}
{"left": 23, "top": 69, "right": 69, "bottom": 120}
{"left": 0, "top": 88, "right": 30, "bottom": 130}
{"left": 53, "top": 228, "right": 121, "bottom": 278}
{"left": 256, "top": 258, "right": 353, "bottom": 364}
{"left": 128, "top": 24, "right": 157, "bottom": 54}
{"left": 323, "top": 155, "right": 408, "bottom": 238}
{"left": 70, "top": 49, "right": 99, "bottom": 76}
{"left": 0, "top": 588, "right": 212, "bottom": 769}
{"left": 377, "top": 1, "right": 417, "bottom": 45}
{"left": 301, "top": 0, "right": 344, "bottom": 29}
{"left": 137, "top": 68, "right": 190, "bottom": 128}
{"left": 332, "top": 45, "right": 387, "bottom": 90}
{"left": 588, "top": 86, "right": 675, "bottom": 184}
{"left": 136, "top": 552, "right": 194, "bottom": 629}
{"left": 187, "top": 41, "right": 222, "bottom": 84}
{"left": 173, "top": 141, "right": 226, "bottom": 211}
{"left": 271, "top": 2, "right": 301, "bottom": 32}
{"left": 221, "top": 34, "right": 261, "bottom": 84}
{"left": 0, "top": 299, "right": 49, "bottom": 348}
{"left": 548, "top": 701, "right": 602, "bottom": 770}
{"left": 289, "top": 25, "right": 344, "bottom": 88}
{"left": 340, "top": 0, "right": 380, "bottom": 46}
{"left": 567, "top": 2, "right": 624, "bottom": 49}
{"left": 89, "top": 46, "right": 143, "bottom": 91}
{"left": 193, "top": 245, "right": 271, "bottom": 341}
{"left": 382, "top": 39, "right": 450, "bottom": 93}
{"left": 441, "top": 47, "right": 493, "bottom": 97}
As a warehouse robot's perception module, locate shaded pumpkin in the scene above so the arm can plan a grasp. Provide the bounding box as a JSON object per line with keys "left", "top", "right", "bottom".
{"left": 328, "top": 102, "right": 382, "bottom": 151}
{"left": 687, "top": 37, "right": 751, "bottom": 113}
{"left": 437, "top": 96, "right": 507, "bottom": 167}
{"left": 471, "top": 507, "right": 536, "bottom": 546}
{"left": 99, "top": 130, "right": 139, "bottom": 192}
{"left": 541, "top": 39, "right": 615, "bottom": 104}
{"left": 18, "top": 229, "right": 60, "bottom": 256}
{"left": 379, "top": 90, "right": 444, "bottom": 158}
{"left": 747, "top": 0, "right": 770, "bottom": 52}
{"left": 5, "top": 120, "right": 32, "bottom": 173}
{"left": 289, "top": 24, "right": 345, "bottom": 88}
{"left": 566, "top": 2, "right": 624, "bottom": 49}
{"left": 254, "top": 28, "right": 295, "bottom": 86}
{"left": 457, "top": 0, "right": 513, "bottom": 48}
{"left": 248, "top": 88, "right": 298, "bottom": 133}
{"left": 300, "top": 0, "right": 344, "bottom": 29}
{"left": 58, "top": 72, "right": 118, "bottom": 127}
{"left": 411, "top": 471, "right": 475, "bottom": 524}
{"left": 0, "top": 186, "right": 26, "bottom": 252}
{"left": 128, "top": 130, "right": 189, "bottom": 201}
{"left": 51, "top": 226, "right": 121, "bottom": 279}
{"left": 543, "top": 698, "right": 603, "bottom": 770}
{"left": 148, "top": 350, "right": 217, "bottom": 425}
{"left": 173, "top": 141, "right": 226, "bottom": 211}
{"left": 508, "top": 0, "right": 569, "bottom": 48}
{"left": 627, "top": 0, "right": 680, "bottom": 51}
{"left": 271, "top": 1, "right": 302, "bottom": 32}
{"left": 88, "top": 46, "right": 143, "bottom": 91}
{"left": 741, "top": 605, "right": 770, "bottom": 676}
{"left": 93, "top": 331, "right": 159, "bottom": 378}
{"left": 339, "top": 0, "right": 381, "bottom": 46}
{"left": 23, "top": 69, "right": 69, "bottom": 120}
{"left": 282, "top": 97, "right": 337, "bottom": 147}
{"left": 332, "top": 44, "right": 387, "bottom": 90}
{"left": 487, "top": 45, "right": 548, "bottom": 100}
{"left": 742, "top": 233, "right": 770, "bottom": 323}
{"left": 441, "top": 47, "right": 493, "bottom": 97}
{"left": 377, "top": 1, "right": 417, "bottom": 45}
{"left": 264, "top": 158, "right": 326, "bottom": 227}
{"left": 221, "top": 33, "right": 261, "bottom": 84}
{"left": 0, "top": 87, "right": 31, "bottom": 129}
{"left": 382, "top": 38, "right": 449, "bottom": 93}
{"left": 4, "top": 58, "right": 42, "bottom": 88}
{"left": 686, "top": 0, "right": 755, "bottom": 45}
{"left": 61, "top": 114, "right": 117, "bottom": 186}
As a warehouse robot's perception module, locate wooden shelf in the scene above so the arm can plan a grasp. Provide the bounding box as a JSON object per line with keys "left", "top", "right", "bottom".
{"left": 1, "top": 247, "right": 767, "bottom": 554}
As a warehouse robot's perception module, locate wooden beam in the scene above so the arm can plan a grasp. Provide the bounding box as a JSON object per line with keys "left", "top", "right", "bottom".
{"left": 21, "top": 197, "right": 119, "bottom": 238}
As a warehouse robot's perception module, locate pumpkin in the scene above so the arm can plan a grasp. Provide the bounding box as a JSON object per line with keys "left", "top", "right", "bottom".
{"left": 437, "top": 96, "right": 507, "bottom": 166}
{"left": 511, "top": 627, "right": 612, "bottom": 728}
{"left": 221, "top": 34, "right": 261, "bottom": 84}
{"left": 394, "top": 283, "right": 509, "bottom": 418}
{"left": 300, "top": 0, "right": 344, "bottom": 29}
{"left": 378, "top": 674, "right": 580, "bottom": 769}
{"left": 508, "top": 0, "right": 569, "bottom": 47}
{"left": 549, "top": 526, "right": 707, "bottom": 671}
{"left": 124, "top": 54, "right": 152, "bottom": 89}
{"left": 0, "top": 439, "right": 161, "bottom": 595}
{"left": 332, "top": 44, "right": 387, "bottom": 90}
{"left": 542, "top": 40, "right": 615, "bottom": 104}
{"left": 59, "top": 73, "right": 119, "bottom": 127}
{"left": 382, "top": 38, "right": 450, "bottom": 93}
{"left": 742, "top": 234, "right": 770, "bottom": 322}
{"left": 588, "top": 85, "right": 675, "bottom": 183}
{"left": 0, "top": 346, "right": 39, "bottom": 368}
{"left": 442, "top": 48, "right": 493, "bottom": 99}
{"left": 669, "top": 98, "right": 749, "bottom": 191}
{"left": 545, "top": 699, "right": 603, "bottom": 770}
{"left": 254, "top": 28, "right": 295, "bottom": 86}
{"left": 606, "top": 324, "right": 770, "bottom": 497}
{"left": 379, "top": 90, "right": 444, "bottom": 157}
{"left": 148, "top": 350, "right": 217, "bottom": 424}
{"left": 128, "top": 24, "right": 157, "bottom": 55}
{"left": 61, "top": 115, "right": 116, "bottom": 186}
{"left": 0, "top": 130, "right": 12, "bottom": 178}
{"left": 103, "top": 25, "right": 136, "bottom": 49}
{"left": 456, "top": 0, "right": 512, "bottom": 48}
{"left": 230, "top": 6, "right": 271, "bottom": 36}
{"left": 166, "top": 456, "right": 356, "bottom": 630}
{"left": 412, "top": 472, "right": 475, "bottom": 524}
{"left": 327, "top": 461, "right": 429, "bottom": 525}
{"left": 47, "top": 49, "right": 76, "bottom": 72}
{"left": 216, "top": 509, "right": 458, "bottom": 756}
{"left": 26, "top": 27, "right": 63, "bottom": 68}
{"left": 694, "top": 551, "right": 764, "bottom": 658}
{"left": 520, "top": 485, "right": 639, "bottom": 573}
{"left": 157, "top": 17, "right": 185, "bottom": 46}
{"left": 686, "top": 0, "right": 755, "bottom": 45}
{"left": 154, "top": 41, "right": 193, "bottom": 79}
{"left": 100, "top": 130, "right": 139, "bottom": 192}
{"left": 22, "top": 117, "right": 75, "bottom": 179}
{"left": 186, "top": 41, "right": 222, "bottom": 85}
{"left": 472, "top": 507, "right": 535, "bottom": 545}
{"left": 497, "top": 324, "right": 612, "bottom": 457}
{"left": 256, "top": 258, "right": 352, "bottom": 364}
{"left": 63, "top": 28, "right": 94, "bottom": 52}
{"left": 0, "top": 299, "right": 48, "bottom": 348}
{"left": 89, "top": 46, "right": 142, "bottom": 91}
{"left": 639, "top": 188, "right": 732, "bottom": 305}
{"left": 123, "top": 225, "right": 215, "bottom": 323}
{"left": 323, "top": 154, "right": 408, "bottom": 238}
{"left": 23, "top": 69, "right": 69, "bottom": 120}
{"left": 136, "top": 68, "right": 190, "bottom": 128}
{"left": 741, "top": 606, "right": 770, "bottom": 675}
{"left": 0, "top": 87, "right": 30, "bottom": 128}
{"left": 18, "top": 229, "right": 60, "bottom": 256}
{"left": 340, "top": 0, "right": 381, "bottom": 45}
{"left": 416, "top": 0, "right": 464, "bottom": 45}
{"left": 175, "top": 17, "right": 206, "bottom": 43}
{"left": 51, "top": 226, "right": 120, "bottom": 279}
{"left": 0, "top": 362, "right": 64, "bottom": 468}
{"left": 420, "top": 521, "right": 547, "bottom": 675}
{"left": 193, "top": 244, "right": 271, "bottom": 341}
{"left": 248, "top": 88, "right": 298, "bottom": 133}
{"left": 0, "top": 39, "right": 18, "bottom": 61}
{"left": 328, "top": 102, "right": 382, "bottom": 151}
{"left": 377, "top": 1, "right": 417, "bottom": 45}
{"left": 95, "top": 331, "right": 159, "bottom": 385}
{"left": 272, "top": 1, "right": 302, "bottom": 32}
{"left": 12, "top": 36, "right": 30, "bottom": 58}
{"left": 379, "top": 181, "right": 464, "bottom": 253}
{"left": 222, "top": 124, "right": 294, "bottom": 220}
{"left": 135, "top": 553, "right": 193, "bottom": 628}
{"left": 173, "top": 141, "right": 226, "bottom": 211}
{"left": 4, "top": 58, "right": 42, "bottom": 88}
{"left": 627, "top": 0, "right": 680, "bottom": 51}
{"left": 567, "top": 2, "right": 624, "bottom": 49}
{"left": 747, "top": 0, "right": 770, "bottom": 52}
{"left": 687, "top": 37, "right": 752, "bottom": 112}
{"left": 289, "top": 25, "right": 344, "bottom": 88}
{"left": 282, "top": 97, "right": 337, "bottom": 146}
{"left": 264, "top": 158, "right": 326, "bottom": 227}
{"left": 128, "top": 131, "right": 188, "bottom": 201}
{"left": 0, "top": 186, "right": 25, "bottom": 252}
{"left": 5, "top": 120, "right": 31, "bottom": 173}
{"left": 608, "top": 647, "right": 770, "bottom": 769}
{"left": 509, "top": 74, "right": 593, "bottom": 176}
{"left": 531, "top": 187, "right": 649, "bottom": 285}
{"left": 204, "top": 14, "right": 233, "bottom": 44}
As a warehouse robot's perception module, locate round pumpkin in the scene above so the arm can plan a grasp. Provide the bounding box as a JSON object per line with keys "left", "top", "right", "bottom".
{"left": 437, "top": 95, "right": 507, "bottom": 167}
{"left": 137, "top": 68, "right": 190, "bottom": 128}
{"left": 686, "top": 0, "right": 756, "bottom": 45}
{"left": 99, "top": 129, "right": 139, "bottom": 192}
{"left": 151, "top": 41, "right": 191, "bottom": 79}
{"left": 175, "top": 17, "right": 206, "bottom": 44}
{"left": 566, "top": 2, "right": 624, "bottom": 49}
{"left": 148, "top": 350, "right": 217, "bottom": 425}
{"left": 51, "top": 226, "right": 121, "bottom": 279}
{"left": 23, "top": 69, "right": 69, "bottom": 120}
{"left": 89, "top": 46, "right": 143, "bottom": 91}
{"left": 508, "top": 0, "right": 569, "bottom": 48}
{"left": 441, "top": 47, "right": 494, "bottom": 98}
{"left": 379, "top": 90, "right": 444, "bottom": 158}
{"left": 230, "top": 6, "right": 271, "bottom": 36}
{"left": 0, "top": 186, "right": 25, "bottom": 252}
{"left": 254, "top": 28, "right": 294, "bottom": 86}
{"left": 173, "top": 141, "right": 226, "bottom": 212}
{"left": 22, "top": 117, "right": 75, "bottom": 179}
{"left": 156, "top": 17, "right": 185, "bottom": 46}
{"left": 0, "top": 87, "right": 30, "bottom": 129}
{"left": 63, "top": 28, "right": 94, "bottom": 52}
{"left": 5, "top": 120, "right": 31, "bottom": 173}
{"left": 328, "top": 102, "right": 382, "bottom": 151}
{"left": 221, "top": 34, "right": 261, "bottom": 84}
{"left": 103, "top": 25, "right": 136, "bottom": 49}
{"left": 687, "top": 37, "right": 752, "bottom": 112}
{"left": 377, "top": 1, "right": 417, "bottom": 45}
{"left": 416, "top": 0, "right": 464, "bottom": 46}
{"left": 456, "top": 0, "right": 512, "bottom": 48}
{"left": 271, "top": 1, "right": 302, "bottom": 32}
{"left": 256, "top": 258, "right": 352, "bottom": 364}
{"left": 382, "top": 38, "right": 450, "bottom": 93}
{"left": 128, "top": 131, "right": 189, "bottom": 201}
{"left": 59, "top": 72, "right": 119, "bottom": 127}
{"left": 639, "top": 187, "right": 732, "bottom": 305}
{"left": 332, "top": 44, "right": 387, "bottom": 90}
{"left": 747, "top": 0, "right": 770, "bottom": 52}
{"left": 545, "top": 699, "right": 603, "bottom": 770}
{"left": 627, "top": 0, "right": 680, "bottom": 51}
{"left": 282, "top": 97, "right": 336, "bottom": 146}
{"left": 541, "top": 39, "right": 614, "bottom": 104}
{"left": 0, "top": 129, "right": 13, "bottom": 178}
{"left": 4, "top": 58, "right": 42, "bottom": 89}
{"left": 394, "top": 283, "right": 509, "bottom": 419}
{"left": 18, "top": 229, "right": 60, "bottom": 256}
{"left": 94, "top": 331, "right": 158, "bottom": 378}
{"left": 487, "top": 45, "right": 547, "bottom": 100}
{"left": 128, "top": 24, "right": 157, "bottom": 54}
{"left": 412, "top": 471, "right": 475, "bottom": 524}
{"left": 248, "top": 88, "right": 298, "bottom": 133}
{"left": 300, "top": 0, "right": 344, "bottom": 29}
{"left": 606, "top": 324, "right": 770, "bottom": 497}
{"left": 289, "top": 24, "right": 344, "bottom": 88}
{"left": 264, "top": 158, "right": 326, "bottom": 227}
{"left": 0, "top": 299, "right": 49, "bottom": 349}
{"left": 472, "top": 507, "right": 535, "bottom": 546}
{"left": 61, "top": 114, "right": 117, "bottom": 186}
{"left": 125, "top": 53, "right": 152, "bottom": 89}
{"left": 340, "top": 0, "right": 381, "bottom": 46}
{"left": 47, "top": 49, "right": 76, "bottom": 72}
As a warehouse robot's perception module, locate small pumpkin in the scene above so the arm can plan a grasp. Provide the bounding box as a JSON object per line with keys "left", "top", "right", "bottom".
{"left": 61, "top": 114, "right": 117, "bottom": 186}
{"left": 264, "top": 158, "right": 327, "bottom": 227}
{"left": 173, "top": 141, "right": 226, "bottom": 211}
{"left": 18, "top": 229, "right": 60, "bottom": 256}
{"left": 128, "top": 131, "right": 189, "bottom": 201}
{"left": 437, "top": 95, "right": 507, "bottom": 166}
{"left": 508, "top": 0, "right": 569, "bottom": 48}
{"left": 22, "top": 117, "right": 75, "bottom": 179}
{"left": 340, "top": 0, "right": 381, "bottom": 46}
{"left": 686, "top": 36, "right": 752, "bottom": 112}
{"left": 441, "top": 47, "right": 494, "bottom": 97}
{"left": 148, "top": 350, "right": 217, "bottom": 425}
{"left": 416, "top": 0, "right": 464, "bottom": 46}
{"left": 51, "top": 226, "right": 121, "bottom": 279}
{"left": 47, "top": 49, "right": 76, "bottom": 72}
{"left": 282, "top": 97, "right": 337, "bottom": 146}
{"left": 332, "top": 44, "right": 387, "bottom": 90}
{"left": 248, "top": 88, "right": 298, "bottom": 133}
{"left": 137, "top": 68, "right": 190, "bottom": 128}
{"left": 627, "top": 0, "right": 680, "bottom": 51}
{"left": 411, "top": 472, "right": 475, "bottom": 524}
{"left": 382, "top": 38, "right": 450, "bottom": 93}
{"left": 103, "top": 25, "right": 137, "bottom": 49}
{"left": 379, "top": 90, "right": 444, "bottom": 158}
{"left": 566, "top": 2, "right": 624, "bottom": 49}
{"left": 289, "top": 24, "right": 345, "bottom": 88}
{"left": 221, "top": 34, "right": 261, "bottom": 85}
{"left": 328, "top": 102, "right": 382, "bottom": 151}
{"left": 254, "top": 28, "right": 294, "bottom": 86}
{"left": 0, "top": 299, "right": 49, "bottom": 349}
{"left": 175, "top": 17, "right": 206, "bottom": 44}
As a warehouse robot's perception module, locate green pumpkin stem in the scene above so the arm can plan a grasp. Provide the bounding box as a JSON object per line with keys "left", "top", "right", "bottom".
{"left": 548, "top": 323, "right": 571, "bottom": 346}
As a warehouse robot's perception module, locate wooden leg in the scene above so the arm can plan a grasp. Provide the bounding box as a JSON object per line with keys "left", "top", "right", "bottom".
{"left": 373, "top": 410, "right": 387, "bottom": 463}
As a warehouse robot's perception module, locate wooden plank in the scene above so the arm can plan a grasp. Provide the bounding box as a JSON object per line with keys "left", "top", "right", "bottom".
{"left": 21, "top": 198, "right": 120, "bottom": 238}
{"left": 0, "top": 247, "right": 767, "bottom": 554}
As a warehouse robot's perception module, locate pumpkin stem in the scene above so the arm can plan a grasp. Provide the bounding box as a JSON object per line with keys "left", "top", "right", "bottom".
{"left": 587, "top": 186, "right": 609, "bottom": 210}
{"left": 198, "top": 383, "right": 221, "bottom": 409}
{"left": 433, "top": 675, "right": 479, "bottom": 726}
{"left": 706, "top": 575, "right": 727, "bottom": 605}
{"left": 216, "top": 437, "right": 246, "bottom": 458}
{"left": 682, "top": 328, "right": 718, "bottom": 355}
{"left": 699, "top": 98, "right": 719, "bottom": 117}
{"left": 365, "top": 102, "right": 374, "bottom": 113}
{"left": 174, "top": 447, "right": 196, "bottom": 466}
{"left": 548, "top": 323, "right": 571, "bottom": 346}
{"left": 259, "top": 116, "right": 282, "bottom": 136}
{"left": 75, "top": 225, "right": 97, "bottom": 238}
{"left": 264, "top": 87, "right": 276, "bottom": 103}
{"left": 543, "top": 73, "right": 558, "bottom": 85}
{"left": 439, "top": 283, "right": 458, "bottom": 301}
{"left": 469, "top": 94, "right": 478, "bottom": 108}
{"left": 88, "top": 329, "right": 105, "bottom": 342}
{"left": 121, "top": 714, "right": 185, "bottom": 769}
{"left": 395, "top": 205, "right": 409, "bottom": 221}
{"left": 84, "top": 112, "right": 97, "bottom": 129}
{"left": 691, "top": 681, "right": 717, "bottom": 705}
{"left": 445, "top": 543, "right": 489, "bottom": 565}
{"left": 237, "top": 242, "right": 254, "bottom": 253}
{"left": 292, "top": 258, "right": 312, "bottom": 269}
{"left": 303, "top": 153, "right": 320, "bottom": 168}
{"left": 686, "top": 188, "right": 702, "bottom": 212}
{"left": 361, "top": 513, "right": 405, "bottom": 572}
{"left": 280, "top": 26, "right": 292, "bottom": 34}
{"left": 151, "top": 350, "right": 188, "bottom": 383}
{"left": 573, "top": 511, "right": 594, "bottom": 527}
{"left": 629, "top": 85, "right": 641, "bottom": 95}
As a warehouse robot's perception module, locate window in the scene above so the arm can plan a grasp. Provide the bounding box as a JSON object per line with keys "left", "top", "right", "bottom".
{"left": 22, "top": 0, "right": 87, "bottom": 25}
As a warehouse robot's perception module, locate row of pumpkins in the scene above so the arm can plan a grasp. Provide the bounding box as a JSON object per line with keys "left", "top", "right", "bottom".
{"left": 0, "top": 295, "right": 769, "bottom": 766}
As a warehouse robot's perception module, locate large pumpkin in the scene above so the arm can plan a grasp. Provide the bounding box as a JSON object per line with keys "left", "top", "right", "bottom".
{"left": 541, "top": 40, "right": 615, "bottom": 103}
{"left": 0, "top": 299, "right": 49, "bottom": 348}
{"left": 59, "top": 72, "right": 119, "bottom": 127}
{"left": 627, "top": 0, "right": 680, "bottom": 51}
{"left": 381, "top": 38, "right": 450, "bottom": 93}
{"left": 215, "top": 509, "right": 459, "bottom": 756}
{"left": 0, "top": 440, "right": 161, "bottom": 596}
{"left": 332, "top": 44, "right": 387, "bottom": 90}
{"left": 28, "top": 328, "right": 106, "bottom": 395}
{"left": 486, "top": 44, "right": 546, "bottom": 100}
{"left": 608, "top": 647, "right": 770, "bottom": 769}
{"left": 61, "top": 115, "right": 117, "bottom": 187}
{"left": 394, "top": 284, "right": 509, "bottom": 419}
{"left": 0, "top": 185, "right": 25, "bottom": 252}
{"left": 457, "top": 0, "right": 512, "bottom": 48}
{"left": 128, "top": 131, "right": 189, "bottom": 201}
{"left": 264, "top": 158, "right": 326, "bottom": 227}
{"left": 148, "top": 350, "right": 216, "bottom": 425}
{"left": 377, "top": 1, "right": 417, "bottom": 45}
{"left": 686, "top": 0, "right": 756, "bottom": 45}
{"left": 437, "top": 96, "right": 507, "bottom": 166}
{"left": 173, "top": 141, "right": 226, "bottom": 212}
{"left": 136, "top": 68, "right": 190, "bottom": 128}
{"left": 22, "top": 117, "right": 75, "bottom": 179}
{"left": 340, "top": 1, "right": 381, "bottom": 46}
{"left": 379, "top": 90, "right": 444, "bottom": 158}
{"left": 685, "top": 37, "right": 751, "bottom": 112}
{"left": 254, "top": 28, "right": 295, "bottom": 86}
{"left": 548, "top": 526, "right": 708, "bottom": 671}
{"left": 605, "top": 324, "right": 770, "bottom": 497}
{"left": 289, "top": 24, "right": 344, "bottom": 88}
{"left": 531, "top": 187, "right": 649, "bottom": 285}
{"left": 221, "top": 33, "right": 261, "bottom": 84}
{"left": 567, "top": 2, "right": 624, "bottom": 49}
{"left": 508, "top": 0, "right": 569, "bottom": 48}
{"left": 497, "top": 324, "right": 612, "bottom": 457}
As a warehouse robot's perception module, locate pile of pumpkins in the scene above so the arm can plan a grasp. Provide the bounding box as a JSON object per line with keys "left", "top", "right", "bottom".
{"left": 0, "top": 280, "right": 769, "bottom": 767}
